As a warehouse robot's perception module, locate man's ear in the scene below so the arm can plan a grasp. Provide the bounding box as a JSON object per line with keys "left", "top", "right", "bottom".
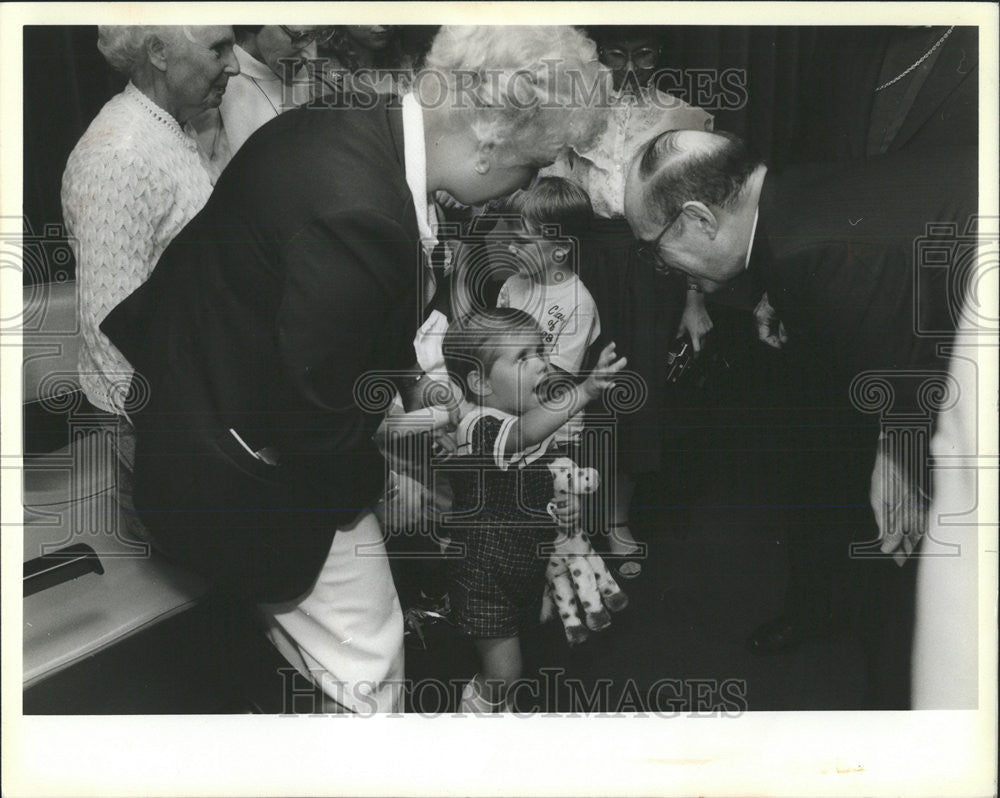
{"left": 474, "top": 140, "right": 495, "bottom": 175}
{"left": 680, "top": 201, "right": 718, "bottom": 239}
{"left": 146, "top": 32, "right": 170, "bottom": 72}
{"left": 466, "top": 368, "right": 492, "bottom": 397}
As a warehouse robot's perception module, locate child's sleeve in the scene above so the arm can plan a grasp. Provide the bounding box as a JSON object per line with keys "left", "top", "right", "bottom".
{"left": 466, "top": 411, "right": 553, "bottom": 471}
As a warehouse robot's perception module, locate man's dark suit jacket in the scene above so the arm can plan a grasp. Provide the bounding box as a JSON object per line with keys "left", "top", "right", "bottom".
{"left": 752, "top": 146, "right": 977, "bottom": 407}
{"left": 782, "top": 26, "right": 978, "bottom": 164}
{"left": 102, "top": 99, "right": 420, "bottom": 601}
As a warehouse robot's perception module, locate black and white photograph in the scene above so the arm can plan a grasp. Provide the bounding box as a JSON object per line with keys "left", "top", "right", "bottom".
{"left": 2, "top": 3, "right": 997, "bottom": 795}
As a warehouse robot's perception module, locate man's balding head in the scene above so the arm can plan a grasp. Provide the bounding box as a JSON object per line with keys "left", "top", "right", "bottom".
{"left": 625, "top": 129, "right": 764, "bottom": 290}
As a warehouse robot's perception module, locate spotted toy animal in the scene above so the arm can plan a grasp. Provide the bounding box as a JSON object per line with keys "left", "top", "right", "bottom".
{"left": 540, "top": 457, "right": 629, "bottom": 644}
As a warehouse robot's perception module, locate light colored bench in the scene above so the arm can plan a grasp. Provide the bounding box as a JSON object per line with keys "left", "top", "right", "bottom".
{"left": 22, "top": 280, "right": 208, "bottom": 689}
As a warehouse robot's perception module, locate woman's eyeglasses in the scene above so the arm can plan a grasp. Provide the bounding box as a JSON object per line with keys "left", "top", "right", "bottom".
{"left": 600, "top": 46, "right": 660, "bottom": 71}
{"left": 279, "top": 25, "right": 336, "bottom": 49}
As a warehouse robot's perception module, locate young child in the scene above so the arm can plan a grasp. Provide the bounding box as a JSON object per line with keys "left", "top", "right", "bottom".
{"left": 496, "top": 176, "right": 643, "bottom": 578}
{"left": 496, "top": 176, "right": 601, "bottom": 378}
{"left": 442, "top": 307, "right": 626, "bottom": 712}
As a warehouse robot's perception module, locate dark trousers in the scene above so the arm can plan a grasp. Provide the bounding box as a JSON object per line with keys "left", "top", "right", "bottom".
{"left": 773, "top": 344, "right": 918, "bottom": 709}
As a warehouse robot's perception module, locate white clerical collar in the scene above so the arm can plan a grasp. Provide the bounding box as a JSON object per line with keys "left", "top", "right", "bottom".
{"left": 402, "top": 92, "right": 438, "bottom": 255}
{"left": 744, "top": 207, "right": 759, "bottom": 271}
{"left": 233, "top": 44, "right": 278, "bottom": 82}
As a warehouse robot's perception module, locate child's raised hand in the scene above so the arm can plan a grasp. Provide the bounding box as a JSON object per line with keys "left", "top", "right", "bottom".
{"left": 582, "top": 342, "right": 627, "bottom": 401}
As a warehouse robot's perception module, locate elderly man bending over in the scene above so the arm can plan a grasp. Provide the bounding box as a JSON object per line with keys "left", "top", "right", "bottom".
{"left": 624, "top": 129, "right": 975, "bottom": 708}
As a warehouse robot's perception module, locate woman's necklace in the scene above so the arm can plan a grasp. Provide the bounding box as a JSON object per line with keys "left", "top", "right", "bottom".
{"left": 875, "top": 26, "right": 955, "bottom": 92}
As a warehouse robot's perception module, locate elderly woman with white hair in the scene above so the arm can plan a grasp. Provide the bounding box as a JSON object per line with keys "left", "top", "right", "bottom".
{"left": 101, "top": 24, "right": 610, "bottom": 713}
{"left": 61, "top": 25, "right": 238, "bottom": 539}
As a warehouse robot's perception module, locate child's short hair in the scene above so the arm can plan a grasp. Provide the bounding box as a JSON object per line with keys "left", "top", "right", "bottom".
{"left": 443, "top": 308, "right": 542, "bottom": 400}
{"left": 495, "top": 176, "right": 593, "bottom": 240}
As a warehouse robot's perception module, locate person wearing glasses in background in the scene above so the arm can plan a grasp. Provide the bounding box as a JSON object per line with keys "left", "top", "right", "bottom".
{"left": 318, "top": 25, "right": 419, "bottom": 98}
{"left": 189, "top": 24, "right": 333, "bottom": 174}
{"left": 541, "top": 25, "right": 714, "bottom": 578}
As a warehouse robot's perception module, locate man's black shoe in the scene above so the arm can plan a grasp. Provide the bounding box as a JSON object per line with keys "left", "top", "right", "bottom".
{"left": 746, "top": 615, "right": 832, "bottom": 655}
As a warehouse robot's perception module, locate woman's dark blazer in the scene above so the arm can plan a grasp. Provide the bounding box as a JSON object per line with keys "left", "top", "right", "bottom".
{"left": 102, "top": 96, "right": 421, "bottom": 601}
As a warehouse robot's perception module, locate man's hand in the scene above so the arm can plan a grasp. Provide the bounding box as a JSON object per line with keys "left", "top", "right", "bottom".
{"left": 870, "top": 441, "right": 929, "bottom": 566}
{"left": 582, "top": 342, "right": 628, "bottom": 402}
{"left": 677, "top": 289, "right": 714, "bottom": 353}
{"left": 754, "top": 292, "right": 788, "bottom": 349}
{"left": 434, "top": 190, "right": 469, "bottom": 212}
{"left": 548, "top": 493, "right": 582, "bottom": 528}
{"left": 375, "top": 471, "right": 438, "bottom": 533}
{"left": 431, "top": 425, "right": 458, "bottom": 458}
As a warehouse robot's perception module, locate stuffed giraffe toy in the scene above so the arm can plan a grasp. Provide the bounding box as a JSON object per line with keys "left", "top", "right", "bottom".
{"left": 540, "top": 456, "right": 629, "bottom": 644}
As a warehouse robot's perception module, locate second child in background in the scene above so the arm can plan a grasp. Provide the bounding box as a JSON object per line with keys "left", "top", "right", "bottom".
{"left": 496, "top": 176, "right": 641, "bottom": 577}
{"left": 496, "top": 177, "right": 601, "bottom": 377}
{"left": 540, "top": 26, "right": 717, "bottom": 578}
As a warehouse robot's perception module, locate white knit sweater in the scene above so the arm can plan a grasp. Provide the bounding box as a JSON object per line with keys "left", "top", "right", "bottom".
{"left": 62, "top": 82, "right": 213, "bottom": 414}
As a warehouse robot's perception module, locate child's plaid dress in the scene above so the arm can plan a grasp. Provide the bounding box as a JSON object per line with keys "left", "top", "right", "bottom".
{"left": 445, "top": 407, "right": 559, "bottom": 638}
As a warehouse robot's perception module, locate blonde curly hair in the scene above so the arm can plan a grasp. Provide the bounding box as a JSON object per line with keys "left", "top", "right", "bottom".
{"left": 420, "top": 26, "right": 612, "bottom": 166}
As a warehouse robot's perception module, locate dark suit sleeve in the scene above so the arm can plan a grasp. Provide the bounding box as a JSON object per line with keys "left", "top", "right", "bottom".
{"left": 767, "top": 237, "right": 952, "bottom": 417}
{"left": 275, "top": 208, "right": 417, "bottom": 500}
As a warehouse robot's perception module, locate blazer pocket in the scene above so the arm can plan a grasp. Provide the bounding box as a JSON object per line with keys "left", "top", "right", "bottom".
{"left": 207, "top": 428, "right": 286, "bottom": 486}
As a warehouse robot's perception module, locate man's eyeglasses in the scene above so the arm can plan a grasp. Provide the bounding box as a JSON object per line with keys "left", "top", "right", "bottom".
{"left": 634, "top": 209, "right": 682, "bottom": 277}
{"left": 279, "top": 25, "right": 336, "bottom": 49}
{"left": 601, "top": 46, "right": 660, "bottom": 71}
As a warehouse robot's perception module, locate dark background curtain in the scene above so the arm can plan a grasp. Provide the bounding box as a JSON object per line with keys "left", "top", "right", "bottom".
{"left": 658, "top": 26, "right": 823, "bottom": 160}
{"left": 24, "top": 27, "right": 125, "bottom": 284}
{"left": 22, "top": 24, "right": 823, "bottom": 285}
